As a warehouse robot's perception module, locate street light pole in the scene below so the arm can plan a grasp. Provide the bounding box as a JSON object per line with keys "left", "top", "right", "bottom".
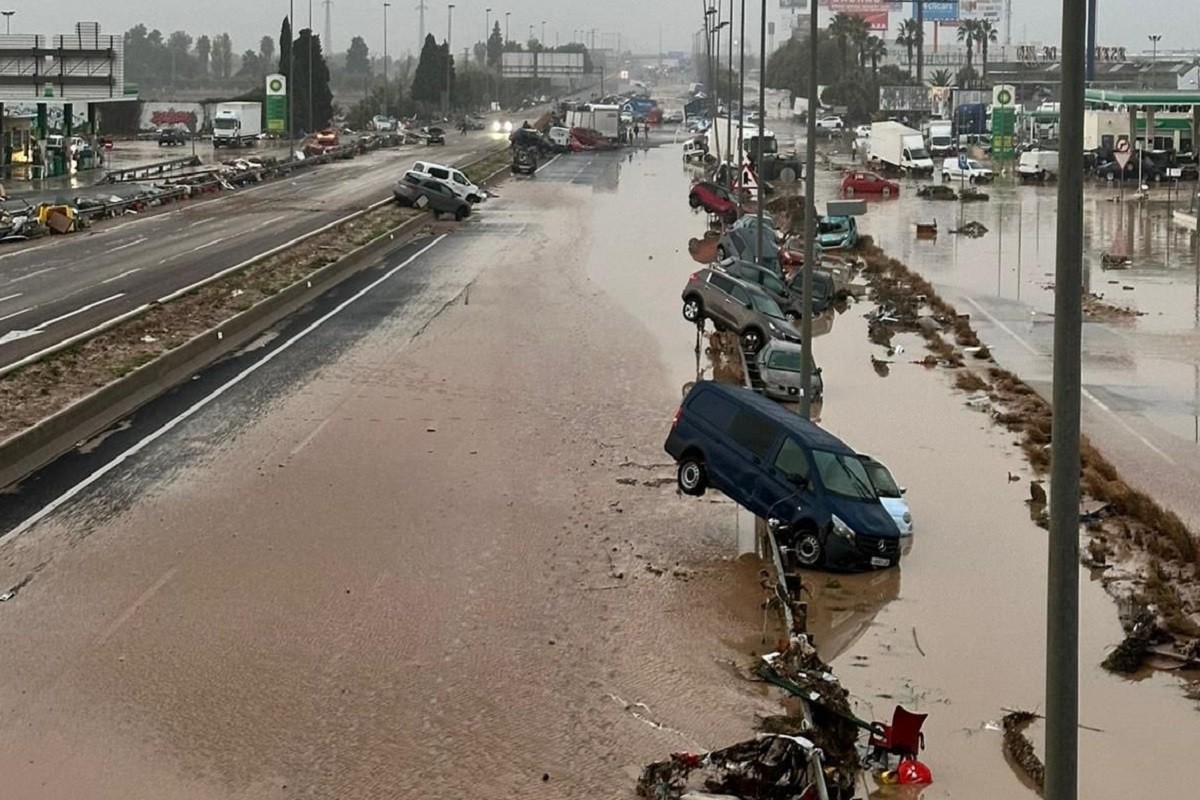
{"left": 1, "top": 11, "right": 14, "bottom": 35}
{"left": 289, "top": 0, "right": 295, "bottom": 158}
{"left": 308, "top": 0, "right": 314, "bottom": 132}
{"left": 799, "top": 0, "right": 817, "bottom": 418}
{"left": 383, "top": 3, "right": 391, "bottom": 120}
{"left": 542, "top": 21, "right": 547, "bottom": 46}
{"left": 916, "top": 0, "right": 925, "bottom": 85}
{"left": 447, "top": 3, "right": 455, "bottom": 117}
{"left": 737, "top": 0, "right": 745, "bottom": 168}
{"left": 754, "top": 0, "right": 766, "bottom": 271}
{"left": 505, "top": 11, "right": 510, "bottom": 45}
{"left": 1045, "top": 0, "right": 1086, "bottom": 797}
{"left": 726, "top": 3, "right": 734, "bottom": 188}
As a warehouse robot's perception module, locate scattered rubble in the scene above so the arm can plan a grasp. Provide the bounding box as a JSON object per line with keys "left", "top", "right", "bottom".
{"left": 1001, "top": 711, "right": 1044, "bottom": 792}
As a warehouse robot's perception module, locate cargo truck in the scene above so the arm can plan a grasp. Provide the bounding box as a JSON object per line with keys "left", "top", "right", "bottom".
{"left": 868, "top": 121, "right": 934, "bottom": 175}
{"left": 212, "top": 102, "right": 262, "bottom": 148}
{"left": 924, "top": 119, "right": 955, "bottom": 158}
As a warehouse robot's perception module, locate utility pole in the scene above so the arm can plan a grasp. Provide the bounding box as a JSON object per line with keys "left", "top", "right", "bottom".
{"left": 417, "top": 0, "right": 428, "bottom": 48}
{"left": 754, "top": 0, "right": 766, "bottom": 273}
{"left": 505, "top": 11, "right": 510, "bottom": 45}
{"left": 383, "top": 2, "right": 391, "bottom": 119}
{"left": 915, "top": 0, "right": 925, "bottom": 84}
{"left": 323, "top": 0, "right": 333, "bottom": 59}
{"left": 1085, "top": 0, "right": 1097, "bottom": 82}
{"left": 542, "top": 21, "right": 547, "bottom": 46}
{"left": 308, "top": 0, "right": 314, "bottom": 132}
{"left": 727, "top": 2, "right": 734, "bottom": 187}
{"left": 289, "top": 0, "right": 294, "bottom": 157}
{"left": 1046, "top": 0, "right": 1085, "bottom": 798}
{"left": 798, "top": 0, "right": 817, "bottom": 418}
{"left": 737, "top": 0, "right": 745, "bottom": 170}
{"left": 447, "top": 3, "right": 455, "bottom": 117}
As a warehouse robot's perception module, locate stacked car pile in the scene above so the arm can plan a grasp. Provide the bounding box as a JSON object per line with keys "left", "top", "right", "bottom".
{"left": 391, "top": 159, "right": 488, "bottom": 221}
{"left": 672, "top": 179, "right": 913, "bottom": 573}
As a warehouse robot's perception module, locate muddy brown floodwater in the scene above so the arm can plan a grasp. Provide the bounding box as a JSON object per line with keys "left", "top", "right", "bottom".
{"left": 0, "top": 146, "right": 781, "bottom": 797}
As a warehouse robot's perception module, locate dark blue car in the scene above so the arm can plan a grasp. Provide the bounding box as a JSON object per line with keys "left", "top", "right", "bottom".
{"left": 665, "top": 381, "right": 901, "bottom": 571}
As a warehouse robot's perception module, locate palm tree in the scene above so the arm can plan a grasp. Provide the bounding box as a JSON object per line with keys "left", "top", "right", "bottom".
{"left": 846, "top": 15, "right": 871, "bottom": 73}
{"left": 865, "top": 35, "right": 888, "bottom": 84}
{"left": 928, "top": 67, "right": 954, "bottom": 88}
{"left": 828, "top": 13, "right": 855, "bottom": 76}
{"left": 976, "top": 19, "right": 999, "bottom": 81}
{"left": 896, "top": 18, "right": 920, "bottom": 76}
{"left": 957, "top": 19, "right": 978, "bottom": 77}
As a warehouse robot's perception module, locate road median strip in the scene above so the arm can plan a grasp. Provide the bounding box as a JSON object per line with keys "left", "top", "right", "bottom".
{"left": 0, "top": 145, "right": 509, "bottom": 491}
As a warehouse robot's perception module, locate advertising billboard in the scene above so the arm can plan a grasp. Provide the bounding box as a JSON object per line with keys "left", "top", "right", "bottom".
{"left": 958, "top": 0, "right": 1003, "bottom": 23}
{"left": 922, "top": 2, "right": 960, "bottom": 22}
{"left": 826, "top": 1, "right": 890, "bottom": 31}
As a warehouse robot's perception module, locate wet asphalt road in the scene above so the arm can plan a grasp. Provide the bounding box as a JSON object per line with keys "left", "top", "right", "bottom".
{"left": 0, "top": 130, "right": 513, "bottom": 369}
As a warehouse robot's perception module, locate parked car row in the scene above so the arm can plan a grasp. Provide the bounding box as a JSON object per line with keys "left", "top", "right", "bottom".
{"left": 673, "top": 173, "right": 913, "bottom": 572}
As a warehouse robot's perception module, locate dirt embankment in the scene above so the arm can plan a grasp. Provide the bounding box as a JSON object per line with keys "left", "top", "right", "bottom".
{"left": 840, "top": 233, "right": 1200, "bottom": 676}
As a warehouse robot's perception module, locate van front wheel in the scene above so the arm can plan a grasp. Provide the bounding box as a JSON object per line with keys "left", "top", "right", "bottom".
{"left": 793, "top": 530, "right": 824, "bottom": 567}
{"left": 677, "top": 456, "right": 708, "bottom": 496}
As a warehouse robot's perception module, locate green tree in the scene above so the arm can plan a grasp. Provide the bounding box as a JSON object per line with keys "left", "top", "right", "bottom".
{"left": 828, "top": 13, "right": 855, "bottom": 73}
{"left": 260, "top": 35, "right": 276, "bottom": 67}
{"left": 280, "top": 16, "right": 293, "bottom": 78}
{"left": 956, "top": 65, "right": 979, "bottom": 89}
{"left": 196, "top": 35, "right": 212, "bottom": 76}
{"left": 487, "top": 22, "right": 503, "bottom": 68}
{"left": 847, "top": 15, "right": 871, "bottom": 72}
{"left": 238, "top": 50, "right": 263, "bottom": 78}
{"left": 928, "top": 67, "right": 954, "bottom": 87}
{"left": 291, "top": 28, "right": 334, "bottom": 131}
{"left": 957, "top": 19, "right": 979, "bottom": 78}
{"left": 411, "top": 33, "right": 447, "bottom": 107}
{"left": 896, "top": 18, "right": 920, "bottom": 75}
{"left": 864, "top": 35, "right": 888, "bottom": 84}
{"left": 346, "top": 36, "right": 371, "bottom": 76}
{"left": 976, "top": 19, "right": 999, "bottom": 81}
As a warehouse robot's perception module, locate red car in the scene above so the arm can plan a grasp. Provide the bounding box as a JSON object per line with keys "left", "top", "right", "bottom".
{"left": 689, "top": 181, "right": 739, "bottom": 222}
{"left": 841, "top": 171, "right": 899, "bottom": 197}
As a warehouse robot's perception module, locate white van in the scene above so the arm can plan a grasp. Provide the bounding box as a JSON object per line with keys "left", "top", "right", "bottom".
{"left": 548, "top": 126, "right": 570, "bottom": 148}
{"left": 1017, "top": 149, "right": 1058, "bottom": 182}
{"left": 410, "top": 161, "right": 485, "bottom": 203}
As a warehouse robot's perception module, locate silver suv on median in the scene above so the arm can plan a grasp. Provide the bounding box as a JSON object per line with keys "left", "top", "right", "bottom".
{"left": 681, "top": 268, "right": 803, "bottom": 352}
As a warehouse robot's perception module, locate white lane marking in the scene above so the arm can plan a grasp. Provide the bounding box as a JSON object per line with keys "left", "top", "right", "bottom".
{"left": 0, "top": 243, "right": 54, "bottom": 262}
{"left": 183, "top": 236, "right": 229, "bottom": 255}
{"left": 94, "top": 566, "right": 179, "bottom": 647}
{"left": 960, "top": 295, "right": 1042, "bottom": 356}
{"left": 187, "top": 218, "right": 213, "bottom": 228}
{"left": 109, "top": 237, "right": 147, "bottom": 253}
{"left": 34, "top": 293, "right": 126, "bottom": 330}
{"left": 1081, "top": 388, "right": 1176, "bottom": 465}
{"left": 0, "top": 292, "right": 22, "bottom": 304}
{"left": 0, "top": 306, "right": 31, "bottom": 323}
{"left": 7, "top": 235, "right": 449, "bottom": 539}
{"left": 289, "top": 417, "right": 332, "bottom": 457}
{"left": 101, "top": 268, "right": 142, "bottom": 285}
{"left": 535, "top": 153, "right": 564, "bottom": 174}
{"left": 261, "top": 215, "right": 288, "bottom": 227}
{"left": 959, "top": 297, "right": 1176, "bottom": 465}
{"left": 6, "top": 267, "right": 56, "bottom": 285}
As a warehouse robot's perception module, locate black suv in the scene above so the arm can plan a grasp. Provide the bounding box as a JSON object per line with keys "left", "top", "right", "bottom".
{"left": 158, "top": 128, "right": 187, "bottom": 146}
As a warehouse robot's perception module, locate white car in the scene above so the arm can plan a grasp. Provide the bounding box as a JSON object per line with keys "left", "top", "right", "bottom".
{"left": 410, "top": 161, "right": 485, "bottom": 204}
{"left": 942, "top": 157, "right": 994, "bottom": 184}
{"left": 853, "top": 124, "right": 871, "bottom": 139}
{"left": 858, "top": 455, "right": 912, "bottom": 535}
{"left": 816, "top": 115, "right": 845, "bottom": 131}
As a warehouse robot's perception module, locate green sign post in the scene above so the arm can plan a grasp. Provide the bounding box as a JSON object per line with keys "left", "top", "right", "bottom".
{"left": 266, "top": 74, "right": 287, "bottom": 134}
{"left": 991, "top": 84, "right": 1017, "bottom": 161}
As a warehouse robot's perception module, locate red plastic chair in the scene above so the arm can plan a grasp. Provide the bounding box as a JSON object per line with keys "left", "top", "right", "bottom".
{"left": 868, "top": 705, "right": 927, "bottom": 765}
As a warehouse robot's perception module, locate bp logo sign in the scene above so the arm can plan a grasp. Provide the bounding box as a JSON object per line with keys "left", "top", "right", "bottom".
{"left": 266, "top": 74, "right": 287, "bottom": 96}
{"left": 993, "top": 84, "right": 1016, "bottom": 108}
{"left": 269, "top": 78, "right": 283, "bottom": 93}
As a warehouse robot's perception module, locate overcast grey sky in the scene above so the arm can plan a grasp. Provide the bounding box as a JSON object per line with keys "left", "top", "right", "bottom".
{"left": 5, "top": 2, "right": 1199, "bottom": 61}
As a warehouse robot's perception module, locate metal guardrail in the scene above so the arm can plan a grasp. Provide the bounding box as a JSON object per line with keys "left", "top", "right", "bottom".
{"left": 103, "top": 155, "right": 203, "bottom": 183}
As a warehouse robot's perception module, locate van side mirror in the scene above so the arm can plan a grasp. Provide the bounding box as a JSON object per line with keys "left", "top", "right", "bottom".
{"left": 900, "top": 486, "right": 908, "bottom": 495}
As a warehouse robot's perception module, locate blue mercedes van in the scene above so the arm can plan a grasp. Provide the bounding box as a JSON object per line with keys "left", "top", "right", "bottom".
{"left": 664, "top": 381, "right": 901, "bottom": 570}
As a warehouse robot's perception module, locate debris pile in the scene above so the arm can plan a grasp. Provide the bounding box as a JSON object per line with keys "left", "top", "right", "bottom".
{"left": 637, "top": 736, "right": 827, "bottom": 800}
{"left": 1001, "top": 711, "right": 1044, "bottom": 792}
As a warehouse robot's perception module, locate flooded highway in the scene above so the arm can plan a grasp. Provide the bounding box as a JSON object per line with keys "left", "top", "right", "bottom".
{"left": 2, "top": 103, "right": 1199, "bottom": 797}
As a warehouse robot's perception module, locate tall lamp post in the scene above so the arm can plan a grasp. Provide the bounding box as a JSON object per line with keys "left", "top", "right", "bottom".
{"left": 288, "top": 0, "right": 295, "bottom": 158}
{"left": 726, "top": 2, "right": 734, "bottom": 188}
{"left": 308, "top": 0, "right": 314, "bottom": 132}
{"left": 1149, "top": 33, "right": 1162, "bottom": 82}
{"left": 542, "top": 21, "right": 547, "bottom": 46}
{"left": 505, "top": 11, "right": 510, "bottom": 45}
{"left": 737, "top": 0, "right": 745, "bottom": 174}
{"left": 798, "top": 0, "right": 817, "bottom": 418}
{"left": 447, "top": 3, "right": 455, "bottom": 117}
{"left": 1, "top": 11, "right": 14, "bottom": 35}
{"left": 383, "top": 3, "right": 391, "bottom": 120}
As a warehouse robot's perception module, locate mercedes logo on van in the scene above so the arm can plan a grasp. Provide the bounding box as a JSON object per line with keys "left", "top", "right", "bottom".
{"left": 877, "top": 540, "right": 887, "bottom": 553}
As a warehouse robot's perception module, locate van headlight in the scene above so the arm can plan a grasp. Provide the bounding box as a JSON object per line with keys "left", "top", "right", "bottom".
{"left": 491, "top": 120, "right": 502, "bottom": 132}
{"left": 830, "top": 514, "right": 856, "bottom": 542}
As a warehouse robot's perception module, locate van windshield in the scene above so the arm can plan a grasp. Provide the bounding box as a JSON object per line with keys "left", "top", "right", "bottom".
{"left": 812, "top": 449, "right": 878, "bottom": 501}
{"left": 766, "top": 350, "right": 804, "bottom": 372}
{"left": 859, "top": 458, "right": 902, "bottom": 498}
